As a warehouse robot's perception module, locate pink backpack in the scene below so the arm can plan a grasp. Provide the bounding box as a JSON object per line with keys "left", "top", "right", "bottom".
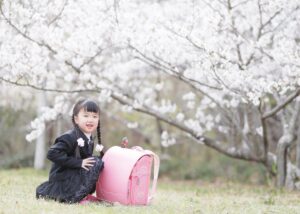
{"left": 96, "top": 146, "right": 160, "bottom": 205}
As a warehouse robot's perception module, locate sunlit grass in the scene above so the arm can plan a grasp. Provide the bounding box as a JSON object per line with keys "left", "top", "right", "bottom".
{"left": 1, "top": 168, "right": 300, "bottom": 214}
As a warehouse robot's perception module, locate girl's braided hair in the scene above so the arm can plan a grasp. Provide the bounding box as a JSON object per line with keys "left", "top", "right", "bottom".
{"left": 72, "top": 98, "right": 104, "bottom": 157}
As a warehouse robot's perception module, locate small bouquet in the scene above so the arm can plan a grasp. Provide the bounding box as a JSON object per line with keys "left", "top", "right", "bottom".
{"left": 96, "top": 144, "right": 104, "bottom": 152}
{"left": 77, "top": 138, "right": 85, "bottom": 147}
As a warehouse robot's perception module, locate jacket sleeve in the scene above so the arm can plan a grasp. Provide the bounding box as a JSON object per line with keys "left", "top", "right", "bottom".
{"left": 47, "top": 135, "right": 82, "bottom": 169}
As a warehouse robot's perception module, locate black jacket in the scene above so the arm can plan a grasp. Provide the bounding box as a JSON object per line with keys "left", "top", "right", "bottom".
{"left": 47, "top": 128, "right": 94, "bottom": 182}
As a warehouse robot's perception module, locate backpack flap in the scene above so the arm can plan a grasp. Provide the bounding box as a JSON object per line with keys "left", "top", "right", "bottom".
{"left": 139, "top": 150, "right": 160, "bottom": 204}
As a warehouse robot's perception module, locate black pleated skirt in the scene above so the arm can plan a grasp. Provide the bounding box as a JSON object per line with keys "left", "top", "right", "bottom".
{"left": 36, "top": 157, "right": 104, "bottom": 203}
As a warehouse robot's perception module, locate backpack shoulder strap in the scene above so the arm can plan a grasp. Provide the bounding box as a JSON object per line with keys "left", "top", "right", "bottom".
{"left": 143, "top": 150, "right": 160, "bottom": 204}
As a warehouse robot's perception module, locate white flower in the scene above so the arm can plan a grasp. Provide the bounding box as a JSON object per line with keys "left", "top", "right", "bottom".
{"left": 256, "top": 127, "right": 263, "bottom": 136}
{"left": 154, "top": 82, "right": 164, "bottom": 91}
{"left": 77, "top": 138, "right": 85, "bottom": 147}
{"left": 161, "top": 131, "right": 169, "bottom": 140}
{"left": 182, "top": 92, "right": 195, "bottom": 101}
{"left": 127, "top": 122, "right": 138, "bottom": 129}
{"left": 176, "top": 113, "right": 185, "bottom": 122}
{"left": 96, "top": 144, "right": 104, "bottom": 152}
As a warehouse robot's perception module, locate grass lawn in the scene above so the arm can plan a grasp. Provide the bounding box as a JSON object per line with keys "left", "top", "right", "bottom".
{"left": 0, "top": 168, "right": 300, "bottom": 214}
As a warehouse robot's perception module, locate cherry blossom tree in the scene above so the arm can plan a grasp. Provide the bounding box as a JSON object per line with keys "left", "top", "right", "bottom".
{"left": 0, "top": 0, "right": 300, "bottom": 188}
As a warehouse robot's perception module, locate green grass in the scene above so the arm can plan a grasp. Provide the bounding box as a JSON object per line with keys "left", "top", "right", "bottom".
{"left": 1, "top": 168, "right": 300, "bottom": 214}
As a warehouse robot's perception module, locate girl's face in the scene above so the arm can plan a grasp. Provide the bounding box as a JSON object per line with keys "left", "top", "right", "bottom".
{"left": 74, "top": 108, "right": 99, "bottom": 134}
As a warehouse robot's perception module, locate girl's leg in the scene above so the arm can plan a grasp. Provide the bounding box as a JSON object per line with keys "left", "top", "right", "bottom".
{"left": 71, "top": 157, "right": 104, "bottom": 203}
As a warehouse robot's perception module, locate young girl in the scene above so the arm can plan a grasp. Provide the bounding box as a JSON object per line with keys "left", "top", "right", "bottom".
{"left": 36, "top": 99, "right": 105, "bottom": 203}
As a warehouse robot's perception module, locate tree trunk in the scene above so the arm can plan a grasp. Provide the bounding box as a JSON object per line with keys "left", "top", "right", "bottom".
{"left": 296, "top": 125, "right": 300, "bottom": 168}
{"left": 276, "top": 134, "right": 293, "bottom": 187}
{"left": 283, "top": 161, "right": 300, "bottom": 190}
{"left": 276, "top": 101, "right": 300, "bottom": 188}
{"left": 33, "top": 92, "right": 46, "bottom": 169}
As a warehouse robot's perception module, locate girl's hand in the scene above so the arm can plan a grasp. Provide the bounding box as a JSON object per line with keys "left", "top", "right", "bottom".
{"left": 81, "top": 157, "right": 96, "bottom": 171}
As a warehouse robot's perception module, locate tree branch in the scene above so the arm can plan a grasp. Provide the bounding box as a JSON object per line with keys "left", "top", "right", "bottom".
{"left": 1, "top": 68, "right": 263, "bottom": 163}
{"left": 263, "top": 88, "right": 300, "bottom": 119}
{"left": 111, "top": 91, "right": 262, "bottom": 162}
{"left": 130, "top": 44, "right": 221, "bottom": 90}
{"left": 0, "top": 5, "right": 104, "bottom": 75}
{"left": 48, "top": 0, "right": 68, "bottom": 26}
{"left": 0, "top": 6, "right": 57, "bottom": 54}
{"left": 185, "top": 35, "right": 242, "bottom": 68}
{"left": 131, "top": 45, "right": 239, "bottom": 127}
{"left": 0, "top": 76, "right": 101, "bottom": 94}
{"left": 259, "top": 98, "right": 269, "bottom": 163}
{"left": 231, "top": 0, "right": 251, "bottom": 9}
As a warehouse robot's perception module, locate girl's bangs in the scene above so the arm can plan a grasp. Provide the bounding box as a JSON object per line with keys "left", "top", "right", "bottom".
{"left": 82, "top": 100, "right": 99, "bottom": 113}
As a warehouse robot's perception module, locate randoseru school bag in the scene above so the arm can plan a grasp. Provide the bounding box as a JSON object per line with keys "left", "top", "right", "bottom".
{"left": 96, "top": 145, "right": 160, "bottom": 205}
